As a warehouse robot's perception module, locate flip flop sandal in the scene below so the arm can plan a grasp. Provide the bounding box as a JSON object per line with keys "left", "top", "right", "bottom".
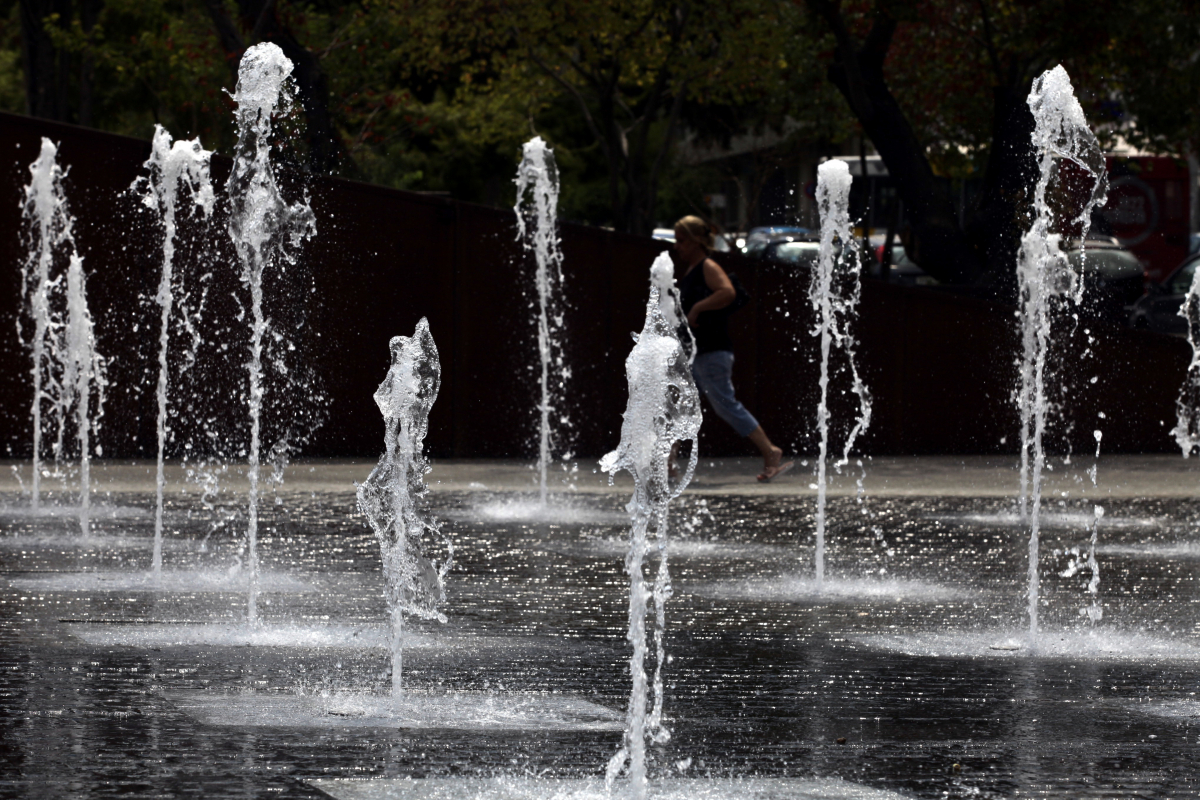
{"left": 757, "top": 460, "right": 795, "bottom": 483}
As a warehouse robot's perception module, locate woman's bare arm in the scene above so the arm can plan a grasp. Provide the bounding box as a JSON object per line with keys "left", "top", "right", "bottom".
{"left": 687, "top": 259, "right": 736, "bottom": 325}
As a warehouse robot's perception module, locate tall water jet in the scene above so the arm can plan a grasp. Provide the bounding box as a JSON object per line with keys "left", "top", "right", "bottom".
{"left": 61, "top": 256, "right": 106, "bottom": 537}
{"left": 514, "top": 137, "right": 569, "bottom": 505}
{"left": 19, "top": 138, "right": 75, "bottom": 512}
{"left": 133, "top": 125, "right": 214, "bottom": 575}
{"left": 601, "top": 252, "right": 702, "bottom": 800}
{"left": 1172, "top": 247, "right": 1200, "bottom": 455}
{"left": 1016, "top": 65, "right": 1107, "bottom": 643}
{"left": 356, "top": 319, "right": 450, "bottom": 698}
{"left": 227, "top": 43, "right": 317, "bottom": 622}
{"left": 809, "top": 159, "right": 871, "bottom": 587}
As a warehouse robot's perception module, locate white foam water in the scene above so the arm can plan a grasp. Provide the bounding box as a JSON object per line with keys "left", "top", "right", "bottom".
{"left": 695, "top": 575, "right": 969, "bottom": 604}
{"left": 227, "top": 42, "right": 317, "bottom": 623}
{"left": 852, "top": 628, "right": 1200, "bottom": 662}
{"left": 600, "top": 252, "right": 702, "bottom": 799}
{"left": 514, "top": 137, "right": 570, "bottom": 505}
{"left": 307, "top": 776, "right": 911, "bottom": 800}
{"left": 462, "top": 496, "right": 627, "bottom": 526}
{"left": 132, "top": 124, "right": 214, "bottom": 579}
{"left": 356, "top": 319, "right": 450, "bottom": 697}
{"left": 169, "top": 691, "right": 622, "bottom": 732}
{"left": 810, "top": 160, "right": 871, "bottom": 587}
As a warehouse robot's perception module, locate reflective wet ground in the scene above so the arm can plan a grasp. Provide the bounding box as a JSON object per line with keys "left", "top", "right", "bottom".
{"left": 3, "top": 473, "right": 1200, "bottom": 798}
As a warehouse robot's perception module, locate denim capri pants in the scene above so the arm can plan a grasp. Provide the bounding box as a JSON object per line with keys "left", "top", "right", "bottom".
{"left": 691, "top": 350, "right": 759, "bottom": 438}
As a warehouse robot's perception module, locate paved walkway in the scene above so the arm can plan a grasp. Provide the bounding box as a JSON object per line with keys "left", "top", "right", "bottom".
{"left": 2, "top": 455, "right": 1198, "bottom": 499}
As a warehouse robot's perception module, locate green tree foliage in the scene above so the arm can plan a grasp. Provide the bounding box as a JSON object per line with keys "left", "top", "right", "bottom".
{"left": 386, "top": 0, "right": 847, "bottom": 233}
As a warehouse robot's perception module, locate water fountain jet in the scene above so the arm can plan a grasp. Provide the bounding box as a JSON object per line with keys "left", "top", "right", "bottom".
{"left": 356, "top": 318, "right": 451, "bottom": 698}
{"left": 601, "top": 252, "right": 702, "bottom": 799}
{"left": 132, "top": 125, "right": 214, "bottom": 575}
{"left": 227, "top": 42, "right": 316, "bottom": 623}
{"left": 1016, "top": 65, "right": 1107, "bottom": 644}
{"left": 515, "top": 136, "right": 570, "bottom": 506}
{"left": 809, "top": 159, "right": 871, "bottom": 587}
{"left": 20, "top": 139, "right": 75, "bottom": 512}
{"left": 61, "top": 256, "right": 106, "bottom": 537}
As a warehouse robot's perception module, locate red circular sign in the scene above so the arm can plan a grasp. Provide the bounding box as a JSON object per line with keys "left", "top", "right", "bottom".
{"left": 1100, "top": 175, "right": 1159, "bottom": 247}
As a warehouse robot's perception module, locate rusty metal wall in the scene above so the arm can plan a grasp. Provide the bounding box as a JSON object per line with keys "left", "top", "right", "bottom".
{"left": 0, "top": 112, "right": 1190, "bottom": 461}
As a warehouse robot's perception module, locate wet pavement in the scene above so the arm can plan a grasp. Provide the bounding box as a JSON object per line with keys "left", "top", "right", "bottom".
{"left": 2, "top": 458, "right": 1200, "bottom": 798}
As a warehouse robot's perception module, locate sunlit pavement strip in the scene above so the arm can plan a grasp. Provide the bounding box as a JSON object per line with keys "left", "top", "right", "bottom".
{"left": 1097, "top": 542, "right": 1200, "bottom": 558}
{"left": 545, "top": 537, "right": 789, "bottom": 560}
{"left": 68, "top": 622, "right": 394, "bottom": 649}
{"left": 66, "top": 623, "right": 592, "bottom": 654}
{"left": 306, "top": 776, "right": 912, "bottom": 800}
{"left": 692, "top": 576, "right": 970, "bottom": 603}
{"left": 850, "top": 629, "right": 1200, "bottom": 662}
{"left": 0, "top": 502, "right": 150, "bottom": 519}
{"left": 170, "top": 692, "right": 622, "bottom": 732}
{"left": 1135, "top": 700, "right": 1200, "bottom": 720}
{"left": 6, "top": 568, "right": 314, "bottom": 593}
{"left": 926, "top": 511, "right": 1162, "bottom": 530}
{"left": 7, "top": 454, "right": 1200, "bottom": 498}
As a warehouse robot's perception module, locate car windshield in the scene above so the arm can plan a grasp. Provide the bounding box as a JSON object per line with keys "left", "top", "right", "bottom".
{"left": 769, "top": 241, "right": 820, "bottom": 267}
{"left": 1167, "top": 259, "right": 1199, "bottom": 295}
{"left": 1067, "top": 248, "right": 1142, "bottom": 279}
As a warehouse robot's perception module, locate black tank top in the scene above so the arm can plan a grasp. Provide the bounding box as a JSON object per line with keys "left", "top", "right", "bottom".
{"left": 678, "top": 260, "right": 734, "bottom": 355}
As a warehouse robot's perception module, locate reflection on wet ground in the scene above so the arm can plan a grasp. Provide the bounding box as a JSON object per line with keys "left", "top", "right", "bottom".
{"left": 3, "top": 488, "right": 1200, "bottom": 798}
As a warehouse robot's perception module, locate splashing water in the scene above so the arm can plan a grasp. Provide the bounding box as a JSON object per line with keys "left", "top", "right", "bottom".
{"left": 1084, "top": 430, "right": 1104, "bottom": 623}
{"left": 227, "top": 43, "right": 317, "bottom": 623}
{"left": 62, "top": 256, "right": 106, "bottom": 537}
{"left": 132, "top": 125, "right": 214, "bottom": 576}
{"left": 809, "top": 159, "right": 871, "bottom": 587}
{"left": 514, "top": 137, "right": 570, "bottom": 504}
{"left": 1016, "top": 65, "right": 1108, "bottom": 644}
{"left": 20, "top": 139, "right": 75, "bottom": 512}
{"left": 356, "top": 319, "right": 451, "bottom": 698}
{"left": 600, "top": 252, "right": 702, "bottom": 800}
{"left": 1173, "top": 245, "right": 1200, "bottom": 453}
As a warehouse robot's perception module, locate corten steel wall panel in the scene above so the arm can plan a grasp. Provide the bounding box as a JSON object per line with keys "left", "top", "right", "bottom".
{"left": 450, "top": 202, "right": 529, "bottom": 457}
{"left": 301, "top": 181, "right": 456, "bottom": 458}
{"left": 0, "top": 111, "right": 1194, "bottom": 458}
{"left": 751, "top": 256, "right": 822, "bottom": 457}
{"left": 855, "top": 284, "right": 1019, "bottom": 455}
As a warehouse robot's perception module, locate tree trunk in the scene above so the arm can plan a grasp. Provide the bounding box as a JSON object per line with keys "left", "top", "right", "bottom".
{"left": 203, "top": 0, "right": 342, "bottom": 174}
{"left": 964, "top": 83, "right": 1038, "bottom": 299}
{"left": 808, "top": 0, "right": 986, "bottom": 284}
{"left": 243, "top": 4, "right": 340, "bottom": 174}
{"left": 20, "top": 0, "right": 73, "bottom": 121}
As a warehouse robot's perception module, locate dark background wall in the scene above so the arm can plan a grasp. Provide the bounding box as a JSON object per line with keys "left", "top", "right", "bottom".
{"left": 0, "top": 112, "right": 1191, "bottom": 461}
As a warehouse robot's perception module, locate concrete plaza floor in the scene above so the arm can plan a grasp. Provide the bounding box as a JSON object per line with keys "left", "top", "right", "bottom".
{"left": 3, "top": 454, "right": 1198, "bottom": 499}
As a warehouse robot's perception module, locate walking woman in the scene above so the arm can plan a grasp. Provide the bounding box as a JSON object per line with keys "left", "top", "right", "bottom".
{"left": 674, "top": 215, "right": 793, "bottom": 482}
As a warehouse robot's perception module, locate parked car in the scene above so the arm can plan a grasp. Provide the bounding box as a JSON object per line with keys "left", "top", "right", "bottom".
{"left": 652, "top": 226, "right": 733, "bottom": 252}
{"left": 1129, "top": 252, "right": 1200, "bottom": 335}
{"left": 1063, "top": 237, "right": 1145, "bottom": 322}
{"left": 873, "top": 243, "right": 937, "bottom": 286}
{"left": 743, "top": 226, "right": 812, "bottom": 257}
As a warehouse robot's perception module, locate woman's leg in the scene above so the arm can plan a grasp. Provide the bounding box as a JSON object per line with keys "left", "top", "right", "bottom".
{"left": 692, "top": 352, "right": 792, "bottom": 480}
